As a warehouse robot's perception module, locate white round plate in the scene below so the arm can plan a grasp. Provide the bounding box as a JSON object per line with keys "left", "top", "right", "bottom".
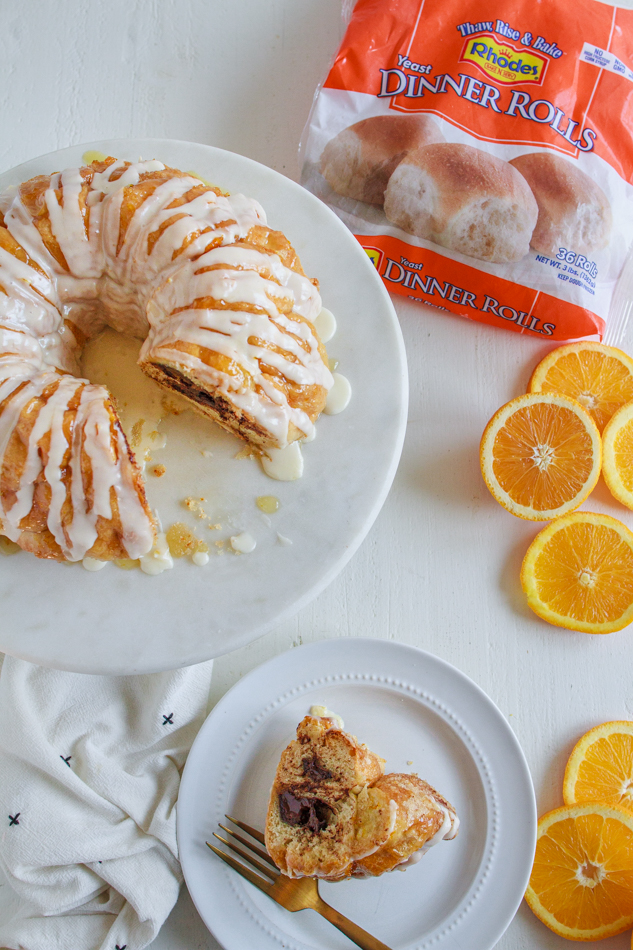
{"left": 0, "top": 139, "right": 407, "bottom": 674}
{"left": 177, "top": 638, "right": 536, "bottom": 950}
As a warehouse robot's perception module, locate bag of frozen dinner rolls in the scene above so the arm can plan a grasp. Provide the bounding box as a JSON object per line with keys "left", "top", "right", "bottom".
{"left": 301, "top": 0, "right": 633, "bottom": 341}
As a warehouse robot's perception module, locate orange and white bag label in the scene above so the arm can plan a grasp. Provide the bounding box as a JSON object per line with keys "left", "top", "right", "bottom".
{"left": 300, "top": 0, "right": 633, "bottom": 341}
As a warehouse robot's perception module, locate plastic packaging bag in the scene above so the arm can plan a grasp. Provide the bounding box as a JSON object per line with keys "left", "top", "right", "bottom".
{"left": 301, "top": 0, "right": 633, "bottom": 342}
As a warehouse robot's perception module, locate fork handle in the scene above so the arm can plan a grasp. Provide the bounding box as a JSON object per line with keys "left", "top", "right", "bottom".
{"left": 313, "top": 895, "right": 394, "bottom": 950}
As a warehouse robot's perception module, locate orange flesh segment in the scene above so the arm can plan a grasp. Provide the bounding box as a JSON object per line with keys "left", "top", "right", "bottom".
{"left": 614, "top": 420, "right": 633, "bottom": 493}
{"left": 530, "top": 810, "right": 633, "bottom": 935}
{"left": 534, "top": 350, "right": 633, "bottom": 432}
{"left": 492, "top": 403, "right": 594, "bottom": 511}
{"left": 574, "top": 734, "right": 633, "bottom": 808}
{"left": 531, "top": 522, "right": 633, "bottom": 624}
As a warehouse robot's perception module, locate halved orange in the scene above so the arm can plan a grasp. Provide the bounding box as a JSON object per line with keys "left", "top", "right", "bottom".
{"left": 526, "top": 802, "right": 633, "bottom": 940}
{"left": 529, "top": 342, "right": 633, "bottom": 433}
{"left": 564, "top": 721, "right": 633, "bottom": 810}
{"left": 602, "top": 400, "right": 633, "bottom": 510}
{"left": 521, "top": 512, "right": 633, "bottom": 633}
{"left": 480, "top": 393, "right": 601, "bottom": 520}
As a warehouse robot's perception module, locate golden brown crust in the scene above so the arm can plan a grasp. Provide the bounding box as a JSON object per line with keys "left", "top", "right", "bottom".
{"left": 353, "top": 774, "right": 456, "bottom": 876}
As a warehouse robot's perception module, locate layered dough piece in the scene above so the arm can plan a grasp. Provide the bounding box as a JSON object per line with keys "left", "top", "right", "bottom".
{"left": 384, "top": 142, "right": 538, "bottom": 263}
{"left": 265, "top": 715, "right": 459, "bottom": 880}
{"left": 140, "top": 226, "right": 331, "bottom": 449}
{"left": 0, "top": 157, "right": 332, "bottom": 561}
{"left": 0, "top": 367, "right": 154, "bottom": 560}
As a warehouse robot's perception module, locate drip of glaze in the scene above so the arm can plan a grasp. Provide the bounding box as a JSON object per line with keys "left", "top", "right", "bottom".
{"left": 140, "top": 531, "right": 174, "bottom": 575}
{"left": 192, "top": 550, "right": 209, "bottom": 566}
{"left": 313, "top": 307, "right": 337, "bottom": 343}
{"left": 0, "top": 536, "right": 20, "bottom": 555}
{"left": 261, "top": 443, "right": 304, "bottom": 481}
{"left": 81, "top": 150, "right": 109, "bottom": 164}
{"left": 324, "top": 374, "right": 351, "bottom": 415}
{"left": 309, "top": 705, "right": 344, "bottom": 730}
{"left": 276, "top": 533, "right": 293, "bottom": 546}
{"left": 256, "top": 495, "right": 279, "bottom": 514}
{"left": 230, "top": 532, "right": 256, "bottom": 554}
{"left": 82, "top": 557, "right": 108, "bottom": 572}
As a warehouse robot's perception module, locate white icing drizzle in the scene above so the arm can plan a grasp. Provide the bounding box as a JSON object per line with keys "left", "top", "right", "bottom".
{"left": 192, "top": 550, "right": 209, "bottom": 566}
{"left": 388, "top": 799, "right": 398, "bottom": 836}
{"left": 261, "top": 443, "right": 304, "bottom": 481}
{"left": 141, "top": 244, "right": 331, "bottom": 447}
{"left": 276, "top": 532, "right": 293, "bottom": 546}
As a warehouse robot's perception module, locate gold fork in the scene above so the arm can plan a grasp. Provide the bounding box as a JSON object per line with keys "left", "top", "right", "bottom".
{"left": 207, "top": 815, "right": 393, "bottom": 950}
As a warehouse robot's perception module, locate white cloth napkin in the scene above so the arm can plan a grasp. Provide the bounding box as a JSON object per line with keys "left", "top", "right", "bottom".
{"left": 0, "top": 653, "right": 214, "bottom": 950}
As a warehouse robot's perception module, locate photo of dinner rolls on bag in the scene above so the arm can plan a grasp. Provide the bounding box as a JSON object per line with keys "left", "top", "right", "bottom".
{"left": 384, "top": 143, "right": 538, "bottom": 264}
{"left": 319, "top": 114, "right": 444, "bottom": 205}
{"left": 509, "top": 152, "right": 612, "bottom": 257}
{"left": 301, "top": 0, "right": 633, "bottom": 342}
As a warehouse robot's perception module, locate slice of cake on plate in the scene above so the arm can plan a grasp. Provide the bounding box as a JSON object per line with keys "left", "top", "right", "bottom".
{"left": 265, "top": 710, "right": 459, "bottom": 880}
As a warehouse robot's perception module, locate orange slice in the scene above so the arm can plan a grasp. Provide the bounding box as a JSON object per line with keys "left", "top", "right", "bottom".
{"left": 602, "top": 400, "right": 633, "bottom": 510}
{"left": 480, "top": 393, "right": 601, "bottom": 520}
{"left": 529, "top": 342, "right": 633, "bottom": 433}
{"left": 564, "top": 721, "right": 633, "bottom": 810}
{"left": 521, "top": 512, "right": 633, "bottom": 633}
{"left": 526, "top": 802, "right": 633, "bottom": 940}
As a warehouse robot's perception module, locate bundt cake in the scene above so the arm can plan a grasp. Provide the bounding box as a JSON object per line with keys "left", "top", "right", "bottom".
{"left": 0, "top": 157, "right": 333, "bottom": 562}
{"left": 265, "top": 713, "right": 459, "bottom": 880}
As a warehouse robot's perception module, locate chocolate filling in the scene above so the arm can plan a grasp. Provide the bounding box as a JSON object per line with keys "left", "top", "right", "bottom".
{"left": 278, "top": 790, "right": 332, "bottom": 832}
{"left": 301, "top": 755, "right": 333, "bottom": 782}
{"left": 155, "top": 365, "right": 264, "bottom": 437}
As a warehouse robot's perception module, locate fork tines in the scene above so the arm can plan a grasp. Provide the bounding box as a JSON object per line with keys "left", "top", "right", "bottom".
{"left": 224, "top": 815, "right": 266, "bottom": 845}
{"left": 207, "top": 814, "right": 279, "bottom": 887}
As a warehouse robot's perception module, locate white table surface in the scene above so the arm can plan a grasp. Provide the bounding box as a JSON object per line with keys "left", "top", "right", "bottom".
{"left": 3, "top": 2, "right": 633, "bottom": 948}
